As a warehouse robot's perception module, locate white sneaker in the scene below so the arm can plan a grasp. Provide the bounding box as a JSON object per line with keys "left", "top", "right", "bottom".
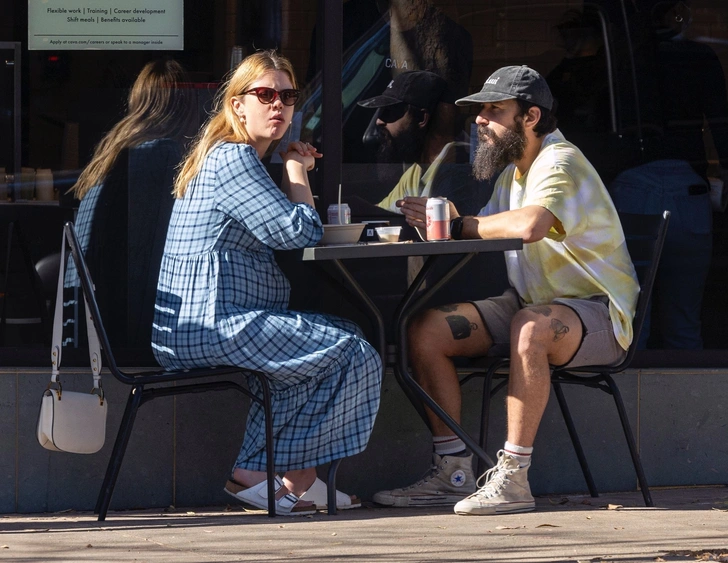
{"left": 454, "top": 450, "right": 535, "bottom": 515}
{"left": 373, "top": 453, "right": 476, "bottom": 507}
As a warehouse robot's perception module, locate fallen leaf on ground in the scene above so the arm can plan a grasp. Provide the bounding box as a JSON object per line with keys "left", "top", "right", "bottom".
{"left": 86, "top": 544, "right": 93, "bottom": 548}
{"left": 586, "top": 516, "right": 592, "bottom": 520}
{"left": 536, "top": 523, "right": 561, "bottom": 528}
{"left": 654, "top": 558, "right": 665, "bottom": 562}
{"left": 665, "top": 550, "right": 728, "bottom": 562}
{"left": 607, "top": 504, "right": 623, "bottom": 510}
{"left": 331, "top": 532, "right": 337, "bottom": 536}
{"left": 548, "top": 497, "right": 569, "bottom": 505}
{"left": 495, "top": 525, "right": 526, "bottom": 530}
{"left": 614, "top": 526, "right": 625, "bottom": 530}
{"left": 1, "top": 546, "right": 8, "bottom": 549}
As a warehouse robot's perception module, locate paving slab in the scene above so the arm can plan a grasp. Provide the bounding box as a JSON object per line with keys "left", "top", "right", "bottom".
{"left": 0, "top": 487, "right": 726, "bottom": 563}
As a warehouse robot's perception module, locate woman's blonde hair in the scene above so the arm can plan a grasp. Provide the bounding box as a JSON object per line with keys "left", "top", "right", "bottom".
{"left": 173, "top": 50, "right": 297, "bottom": 198}
{"left": 72, "top": 59, "right": 193, "bottom": 199}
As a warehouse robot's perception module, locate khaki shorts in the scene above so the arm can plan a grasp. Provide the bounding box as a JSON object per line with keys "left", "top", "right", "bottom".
{"left": 471, "top": 288, "right": 627, "bottom": 369}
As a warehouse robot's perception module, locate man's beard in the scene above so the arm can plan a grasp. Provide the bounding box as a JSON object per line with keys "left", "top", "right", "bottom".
{"left": 376, "top": 119, "right": 426, "bottom": 164}
{"left": 472, "top": 119, "right": 527, "bottom": 180}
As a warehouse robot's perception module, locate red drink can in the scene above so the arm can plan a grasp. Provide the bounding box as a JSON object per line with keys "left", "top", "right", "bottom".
{"left": 426, "top": 197, "right": 451, "bottom": 241}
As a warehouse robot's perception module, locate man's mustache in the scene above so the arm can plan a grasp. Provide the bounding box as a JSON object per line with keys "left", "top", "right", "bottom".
{"left": 478, "top": 125, "right": 495, "bottom": 142}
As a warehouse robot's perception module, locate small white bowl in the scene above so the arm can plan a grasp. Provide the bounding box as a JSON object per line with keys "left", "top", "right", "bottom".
{"left": 319, "top": 223, "right": 365, "bottom": 245}
{"left": 375, "top": 226, "right": 402, "bottom": 243}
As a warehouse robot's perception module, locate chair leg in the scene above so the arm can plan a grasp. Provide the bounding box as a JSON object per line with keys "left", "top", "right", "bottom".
{"left": 327, "top": 458, "right": 342, "bottom": 516}
{"left": 552, "top": 381, "right": 599, "bottom": 498}
{"left": 604, "top": 375, "right": 653, "bottom": 507}
{"left": 477, "top": 359, "right": 508, "bottom": 476}
{"left": 250, "top": 371, "right": 276, "bottom": 517}
{"left": 478, "top": 369, "right": 495, "bottom": 476}
{"left": 96, "top": 385, "right": 144, "bottom": 521}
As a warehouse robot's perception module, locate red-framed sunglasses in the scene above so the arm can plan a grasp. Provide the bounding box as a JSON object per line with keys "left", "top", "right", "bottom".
{"left": 241, "top": 87, "right": 300, "bottom": 106}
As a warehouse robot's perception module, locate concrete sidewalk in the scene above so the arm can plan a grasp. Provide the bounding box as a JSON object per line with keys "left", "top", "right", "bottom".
{"left": 0, "top": 487, "right": 726, "bottom": 562}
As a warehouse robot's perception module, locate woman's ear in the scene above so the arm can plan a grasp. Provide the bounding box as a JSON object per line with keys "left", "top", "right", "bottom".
{"left": 231, "top": 96, "right": 245, "bottom": 122}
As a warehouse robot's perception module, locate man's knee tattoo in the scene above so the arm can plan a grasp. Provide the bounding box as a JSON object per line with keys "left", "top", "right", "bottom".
{"left": 436, "top": 304, "right": 458, "bottom": 313}
{"left": 550, "top": 318, "right": 569, "bottom": 341}
{"left": 446, "top": 315, "right": 478, "bottom": 340}
{"left": 529, "top": 305, "right": 552, "bottom": 317}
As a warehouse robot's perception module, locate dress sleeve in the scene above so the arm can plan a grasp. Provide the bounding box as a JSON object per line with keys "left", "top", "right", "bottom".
{"left": 214, "top": 143, "right": 323, "bottom": 249}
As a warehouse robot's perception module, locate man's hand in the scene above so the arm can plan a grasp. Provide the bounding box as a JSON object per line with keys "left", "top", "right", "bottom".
{"left": 396, "top": 196, "right": 460, "bottom": 229}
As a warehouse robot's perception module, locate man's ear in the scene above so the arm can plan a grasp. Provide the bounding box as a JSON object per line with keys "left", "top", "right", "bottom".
{"left": 417, "top": 109, "right": 430, "bottom": 129}
{"left": 523, "top": 105, "right": 542, "bottom": 131}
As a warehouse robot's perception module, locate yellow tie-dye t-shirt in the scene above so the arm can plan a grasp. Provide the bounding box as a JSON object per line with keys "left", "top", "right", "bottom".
{"left": 480, "top": 129, "right": 639, "bottom": 350}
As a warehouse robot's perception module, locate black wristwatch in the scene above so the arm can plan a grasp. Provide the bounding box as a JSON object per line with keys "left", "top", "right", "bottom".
{"left": 450, "top": 216, "right": 465, "bottom": 240}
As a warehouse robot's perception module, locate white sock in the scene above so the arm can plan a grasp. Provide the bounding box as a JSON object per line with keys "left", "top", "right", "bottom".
{"left": 504, "top": 441, "right": 533, "bottom": 468}
{"left": 433, "top": 436, "right": 467, "bottom": 457}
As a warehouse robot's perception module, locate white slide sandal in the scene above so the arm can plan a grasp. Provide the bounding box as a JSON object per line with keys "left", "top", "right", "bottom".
{"left": 298, "top": 477, "right": 362, "bottom": 510}
{"left": 224, "top": 475, "right": 317, "bottom": 516}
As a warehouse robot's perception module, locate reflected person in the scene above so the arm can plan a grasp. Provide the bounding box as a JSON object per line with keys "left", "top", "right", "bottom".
{"left": 66, "top": 59, "right": 196, "bottom": 351}
{"left": 152, "top": 51, "right": 382, "bottom": 516}
{"left": 357, "top": 70, "right": 488, "bottom": 215}
{"left": 609, "top": 0, "right": 728, "bottom": 349}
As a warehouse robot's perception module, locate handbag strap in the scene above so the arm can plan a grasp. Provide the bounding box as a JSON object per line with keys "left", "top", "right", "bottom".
{"left": 51, "top": 228, "right": 103, "bottom": 392}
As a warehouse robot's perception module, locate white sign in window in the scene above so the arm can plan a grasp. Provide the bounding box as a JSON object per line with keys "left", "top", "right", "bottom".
{"left": 28, "top": 0, "right": 183, "bottom": 51}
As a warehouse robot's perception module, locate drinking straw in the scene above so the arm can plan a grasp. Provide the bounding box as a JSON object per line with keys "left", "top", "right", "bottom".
{"left": 338, "top": 183, "right": 343, "bottom": 224}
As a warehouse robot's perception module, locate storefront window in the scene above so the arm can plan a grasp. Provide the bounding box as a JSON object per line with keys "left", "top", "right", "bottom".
{"left": 3, "top": 0, "right": 728, "bottom": 361}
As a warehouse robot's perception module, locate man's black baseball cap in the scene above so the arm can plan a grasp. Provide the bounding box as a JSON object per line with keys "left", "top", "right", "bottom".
{"left": 357, "top": 70, "right": 447, "bottom": 113}
{"left": 455, "top": 65, "right": 554, "bottom": 110}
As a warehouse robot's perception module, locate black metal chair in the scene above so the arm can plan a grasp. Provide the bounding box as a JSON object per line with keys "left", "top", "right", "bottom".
{"left": 63, "top": 222, "right": 343, "bottom": 520}
{"left": 459, "top": 211, "right": 670, "bottom": 507}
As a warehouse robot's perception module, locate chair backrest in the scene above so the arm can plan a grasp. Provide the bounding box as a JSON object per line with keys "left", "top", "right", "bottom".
{"left": 64, "top": 221, "right": 122, "bottom": 376}
{"left": 611, "top": 210, "right": 670, "bottom": 370}
{"left": 564, "top": 210, "right": 669, "bottom": 374}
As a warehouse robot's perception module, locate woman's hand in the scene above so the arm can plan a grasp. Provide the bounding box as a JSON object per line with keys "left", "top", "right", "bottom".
{"left": 281, "top": 141, "right": 322, "bottom": 172}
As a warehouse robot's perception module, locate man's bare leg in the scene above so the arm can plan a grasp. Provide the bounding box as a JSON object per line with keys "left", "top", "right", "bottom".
{"left": 454, "top": 303, "right": 583, "bottom": 516}
{"left": 409, "top": 303, "right": 494, "bottom": 436}
{"left": 506, "top": 304, "right": 583, "bottom": 446}
{"left": 371, "top": 303, "right": 493, "bottom": 507}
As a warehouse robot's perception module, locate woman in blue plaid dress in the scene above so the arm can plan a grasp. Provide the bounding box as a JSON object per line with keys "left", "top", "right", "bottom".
{"left": 152, "top": 51, "right": 382, "bottom": 515}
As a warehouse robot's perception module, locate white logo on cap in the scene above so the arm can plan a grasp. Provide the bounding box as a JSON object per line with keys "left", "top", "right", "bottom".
{"left": 486, "top": 77, "right": 500, "bottom": 85}
{"left": 387, "top": 80, "right": 394, "bottom": 89}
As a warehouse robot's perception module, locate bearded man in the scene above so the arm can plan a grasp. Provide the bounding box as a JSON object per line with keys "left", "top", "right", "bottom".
{"left": 373, "top": 65, "right": 639, "bottom": 516}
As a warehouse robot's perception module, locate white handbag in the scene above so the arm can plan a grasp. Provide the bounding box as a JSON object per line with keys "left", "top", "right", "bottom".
{"left": 37, "top": 229, "right": 107, "bottom": 454}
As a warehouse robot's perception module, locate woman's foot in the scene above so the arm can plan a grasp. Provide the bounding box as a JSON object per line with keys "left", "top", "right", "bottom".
{"left": 224, "top": 474, "right": 316, "bottom": 516}
{"left": 232, "top": 467, "right": 317, "bottom": 504}
{"left": 232, "top": 467, "right": 359, "bottom": 509}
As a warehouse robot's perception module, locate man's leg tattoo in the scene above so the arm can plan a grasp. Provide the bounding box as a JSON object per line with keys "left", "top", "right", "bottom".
{"left": 529, "top": 305, "right": 552, "bottom": 317}
{"left": 550, "top": 318, "right": 569, "bottom": 341}
{"left": 446, "top": 315, "right": 479, "bottom": 340}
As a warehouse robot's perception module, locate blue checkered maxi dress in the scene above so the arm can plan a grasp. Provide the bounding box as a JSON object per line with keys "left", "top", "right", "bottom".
{"left": 152, "top": 142, "right": 382, "bottom": 472}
